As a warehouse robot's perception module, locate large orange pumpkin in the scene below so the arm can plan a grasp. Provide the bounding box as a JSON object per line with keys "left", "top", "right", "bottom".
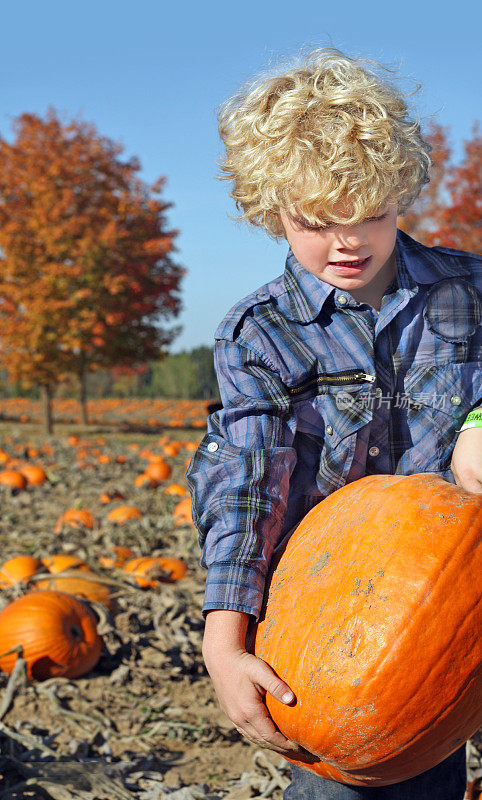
{"left": 0, "top": 590, "right": 103, "bottom": 680}
{"left": 253, "top": 473, "right": 482, "bottom": 786}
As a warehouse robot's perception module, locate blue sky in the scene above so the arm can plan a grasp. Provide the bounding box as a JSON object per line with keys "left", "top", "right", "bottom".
{"left": 1, "top": 0, "right": 480, "bottom": 351}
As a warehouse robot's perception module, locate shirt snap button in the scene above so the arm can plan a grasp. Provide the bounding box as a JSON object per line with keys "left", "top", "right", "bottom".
{"left": 338, "top": 295, "right": 348, "bottom": 305}
{"left": 368, "top": 446, "right": 380, "bottom": 457}
{"left": 450, "top": 395, "right": 462, "bottom": 406}
{"left": 374, "top": 387, "right": 383, "bottom": 398}
{"left": 207, "top": 441, "right": 219, "bottom": 453}
{"left": 326, "top": 425, "right": 333, "bottom": 435}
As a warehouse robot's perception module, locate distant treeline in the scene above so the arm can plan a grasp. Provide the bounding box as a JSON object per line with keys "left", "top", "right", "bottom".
{"left": 0, "top": 346, "right": 220, "bottom": 401}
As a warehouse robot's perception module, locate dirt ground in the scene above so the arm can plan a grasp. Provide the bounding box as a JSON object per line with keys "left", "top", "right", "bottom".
{"left": 0, "top": 420, "right": 479, "bottom": 799}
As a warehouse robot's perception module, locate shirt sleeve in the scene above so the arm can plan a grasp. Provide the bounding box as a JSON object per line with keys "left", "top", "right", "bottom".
{"left": 186, "top": 339, "right": 298, "bottom": 621}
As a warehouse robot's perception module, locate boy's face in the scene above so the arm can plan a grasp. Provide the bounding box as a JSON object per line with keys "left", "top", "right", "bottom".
{"left": 279, "top": 201, "right": 398, "bottom": 299}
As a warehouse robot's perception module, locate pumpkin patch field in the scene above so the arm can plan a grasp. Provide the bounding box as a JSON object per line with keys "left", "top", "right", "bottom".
{"left": 0, "top": 418, "right": 292, "bottom": 799}
{"left": 0, "top": 418, "right": 481, "bottom": 799}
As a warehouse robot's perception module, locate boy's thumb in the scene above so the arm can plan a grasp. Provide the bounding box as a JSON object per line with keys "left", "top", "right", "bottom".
{"left": 255, "top": 658, "right": 295, "bottom": 704}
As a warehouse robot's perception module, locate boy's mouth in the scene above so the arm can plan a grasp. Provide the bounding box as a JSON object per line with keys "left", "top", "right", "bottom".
{"left": 328, "top": 256, "right": 371, "bottom": 273}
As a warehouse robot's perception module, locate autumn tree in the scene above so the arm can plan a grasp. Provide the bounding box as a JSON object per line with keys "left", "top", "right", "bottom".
{"left": 398, "top": 120, "right": 481, "bottom": 253}
{"left": 0, "top": 108, "right": 184, "bottom": 432}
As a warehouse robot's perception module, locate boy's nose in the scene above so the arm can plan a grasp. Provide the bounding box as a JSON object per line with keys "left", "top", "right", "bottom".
{"left": 336, "top": 228, "right": 369, "bottom": 248}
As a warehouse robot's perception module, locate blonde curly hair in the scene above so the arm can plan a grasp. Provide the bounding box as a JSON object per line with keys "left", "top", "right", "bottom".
{"left": 217, "top": 47, "right": 432, "bottom": 238}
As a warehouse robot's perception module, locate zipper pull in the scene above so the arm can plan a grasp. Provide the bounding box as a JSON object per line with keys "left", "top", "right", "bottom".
{"left": 358, "top": 373, "right": 376, "bottom": 382}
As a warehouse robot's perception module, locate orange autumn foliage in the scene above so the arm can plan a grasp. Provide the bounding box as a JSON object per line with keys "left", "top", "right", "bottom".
{"left": 398, "top": 120, "right": 482, "bottom": 252}
{"left": 0, "top": 108, "right": 184, "bottom": 432}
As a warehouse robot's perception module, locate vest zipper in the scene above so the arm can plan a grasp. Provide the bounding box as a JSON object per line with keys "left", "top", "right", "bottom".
{"left": 289, "top": 370, "right": 376, "bottom": 397}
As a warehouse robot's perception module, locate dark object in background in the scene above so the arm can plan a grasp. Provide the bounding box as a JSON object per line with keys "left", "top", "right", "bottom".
{"left": 207, "top": 402, "right": 223, "bottom": 416}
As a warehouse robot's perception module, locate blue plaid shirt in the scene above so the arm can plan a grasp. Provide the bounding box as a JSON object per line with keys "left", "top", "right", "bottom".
{"left": 186, "top": 229, "right": 482, "bottom": 621}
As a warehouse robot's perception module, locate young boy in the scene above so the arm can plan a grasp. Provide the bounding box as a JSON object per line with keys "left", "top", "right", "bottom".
{"left": 186, "top": 47, "right": 482, "bottom": 799}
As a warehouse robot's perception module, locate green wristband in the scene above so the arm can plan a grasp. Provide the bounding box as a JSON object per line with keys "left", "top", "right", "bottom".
{"left": 456, "top": 408, "right": 482, "bottom": 433}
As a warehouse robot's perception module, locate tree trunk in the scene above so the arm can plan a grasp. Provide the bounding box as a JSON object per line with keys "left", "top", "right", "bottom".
{"left": 41, "top": 383, "right": 54, "bottom": 435}
{"left": 79, "top": 369, "right": 89, "bottom": 425}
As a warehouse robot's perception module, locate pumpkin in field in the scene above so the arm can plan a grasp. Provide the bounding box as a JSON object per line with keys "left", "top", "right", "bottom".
{"left": 145, "top": 459, "right": 172, "bottom": 483}
{"left": 0, "top": 590, "right": 103, "bottom": 680}
{"left": 0, "top": 556, "right": 41, "bottom": 588}
{"left": 54, "top": 509, "right": 95, "bottom": 534}
{"left": 123, "top": 556, "right": 187, "bottom": 587}
{"left": 173, "top": 497, "right": 193, "bottom": 526}
{"left": 100, "top": 489, "right": 125, "bottom": 504}
{"left": 163, "top": 443, "right": 180, "bottom": 457}
{"left": 33, "top": 571, "right": 115, "bottom": 611}
{"left": 155, "top": 556, "right": 187, "bottom": 581}
{"left": 164, "top": 483, "right": 187, "bottom": 497}
{"left": 0, "top": 469, "right": 27, "bottom": 491}
{"left": 20, "top": 465, "right": 48, "bottom": 485}
{"left": 41, "top": 554, "right": 89, "bottom": 574}
{"left": 134, "top": 472, "right": 158, "bottom": 488}
{"left": 253, "top": 473, "right": 482, "bottom": 786}
{"left": 106, "top": 505, "right": 142, "bottom": 523}
{"left": 98, "top": 545, "right": 135, "bottom": 569}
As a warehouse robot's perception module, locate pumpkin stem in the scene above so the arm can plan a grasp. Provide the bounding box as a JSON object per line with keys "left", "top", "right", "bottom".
{"left": 69, "top": 624, "right": 83, "bottom": 641}
{"left": 0, "top": 643, "right": 24, "bottom": 659}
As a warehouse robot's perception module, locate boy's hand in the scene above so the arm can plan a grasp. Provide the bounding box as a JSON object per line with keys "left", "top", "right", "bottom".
{"left": 450, "top": 423, "right": 482, "bottom": 494}
{"left": 202, "top": 610, "right": 316, "bottom": 761}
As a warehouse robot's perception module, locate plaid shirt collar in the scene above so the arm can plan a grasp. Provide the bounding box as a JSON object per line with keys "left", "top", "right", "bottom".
{"left": 281, "top": 228, "right": 463, "bottom": 323}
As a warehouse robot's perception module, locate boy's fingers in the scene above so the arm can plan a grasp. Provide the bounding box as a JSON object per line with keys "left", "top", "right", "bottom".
{"left": 245, "top": 653, "right": 295, "bottom": 704}
{"left": 233, "top": 720, "right": 299, "bottom": 754}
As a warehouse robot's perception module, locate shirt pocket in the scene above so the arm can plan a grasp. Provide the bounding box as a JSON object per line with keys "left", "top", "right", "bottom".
{"left": 295, "top": 388, "right": 373, "bottom": 493}
{"left": 404, "top": 361, "right": 481, "bottom": 472}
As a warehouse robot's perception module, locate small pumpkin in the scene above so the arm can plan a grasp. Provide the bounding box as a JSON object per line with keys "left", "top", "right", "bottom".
{"left": 41, "top": 554, "right": 89, "bottom": 574}
{"left": 0, "top": 556, "right": 42, "bottom": 588}
{"left": 123, "top": 556, "right": 187, "bottom": 587}
{"left": 164, "top": 483, "right": 187, "bottom": 497}
{"left": 54, "top": 509, "right": 95, "bottom": 534}
{"left": 20, "top": 465, "right": 48, "bottom": 485}
{"left": 98, "top": 545, "right": 135, "bottom": 570}
{"left": 99, "top": 489, "right": 125, "bottom": 504}
{"left": 173, "top": 497, "right": 193, "bottom": 527}
{"left": 145, "top": 459, "right": 172, "bottom": 483}
{"left": 163, "top": 443, "right": 180, "bottom": 457}
{"left": 0, "top": 469, "right": 27, "bottom": 491}
{"left": 134, "top": 473, "right": 157, "bottom": 488}
{"left": 0, "top": 590, "right": 103, "bottom": 681}
{"left": 106, "top": 505, "right": 142, "bottom": 523}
